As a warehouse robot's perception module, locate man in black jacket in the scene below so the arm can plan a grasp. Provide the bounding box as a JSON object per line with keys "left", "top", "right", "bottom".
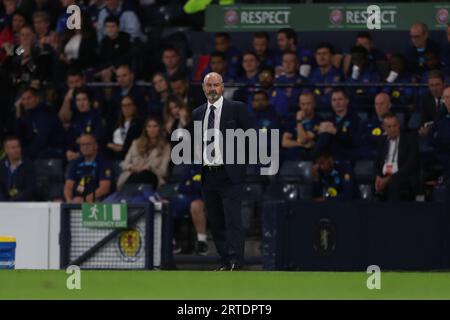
{"left": 375, "top": 113, "right": 419, "bottom": 201}
{"left": 0, "top": 136, "right": 36, "bottom": 201}
{"left": 191, "top": 72, "right": 254, "bottom": 270}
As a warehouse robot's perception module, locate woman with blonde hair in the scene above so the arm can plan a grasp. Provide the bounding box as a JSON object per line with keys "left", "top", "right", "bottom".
{"left": 117, "top": 117, "right": 171, "bottom": 190}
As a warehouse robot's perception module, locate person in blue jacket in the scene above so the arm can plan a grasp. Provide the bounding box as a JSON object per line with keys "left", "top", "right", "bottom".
{"left": 14, "top": 87, "right": 65, "bottom": 160}
{"left": 312, "top": 153, "right": 354, "bottom": 201}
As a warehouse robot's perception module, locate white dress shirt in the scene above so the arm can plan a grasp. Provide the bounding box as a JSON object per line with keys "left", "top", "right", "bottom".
{"left": 383, "top": 136, "right": 399, "bottom": 176}
{"left": 203, "top": 95, "right": 224, "bottom": 165}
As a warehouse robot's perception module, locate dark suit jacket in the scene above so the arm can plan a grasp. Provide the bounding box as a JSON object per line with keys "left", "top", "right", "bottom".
{"left": 0, "top": 158, "right": 36, "bottom": 201}
{"left": 416, "top": 92, "right": 446, "bottom": 125}
{"left": 375, "top": 132, "right": 419, "bottom": 182}
{"left": 191, "top": 98, "right": 254, "bottom": 184}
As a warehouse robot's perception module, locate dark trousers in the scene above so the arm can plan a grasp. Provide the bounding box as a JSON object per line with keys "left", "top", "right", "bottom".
{"left": 382, "top": 174, "right": 416, "bottom": 201}
{"left": 202, "top": 166, "right": 244, "bottom": 266}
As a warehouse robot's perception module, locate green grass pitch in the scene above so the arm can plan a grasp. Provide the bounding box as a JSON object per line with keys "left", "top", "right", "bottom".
{"left": 1, "top": 270, "right": 450, "bottom": 300}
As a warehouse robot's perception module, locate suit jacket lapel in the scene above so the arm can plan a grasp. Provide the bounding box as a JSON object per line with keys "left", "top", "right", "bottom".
{"left": 220, "top": 98, "right": 229, "bottom": 133}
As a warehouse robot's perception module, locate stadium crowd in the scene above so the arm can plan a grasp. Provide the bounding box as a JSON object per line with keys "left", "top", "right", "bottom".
{"left": 1, "top": 0, "right": 450, "bottom": 254}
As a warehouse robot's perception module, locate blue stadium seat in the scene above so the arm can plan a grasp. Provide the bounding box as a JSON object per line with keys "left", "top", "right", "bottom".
{"left": 241, "top": 183, "right": 264, "bottom": 202}
{"left": 34, "top": 159, "right": 64, "bottom": 182}
{"left": 168, "top": 164, "right": 189, "bottom": 183}
{"left": 358, "top": 184, "right": 375, "bottom": 201}
{"left": 279, "top": 161, "right": 312, "bottom": 183}
{"left": 354, "top": 160, "right": 375, "bottom": 183}
{"left": 265, "top": 182, "right": 299, "bottom": 201}
{"left": 157, "top": 182, "right": 179, "bottom": 199}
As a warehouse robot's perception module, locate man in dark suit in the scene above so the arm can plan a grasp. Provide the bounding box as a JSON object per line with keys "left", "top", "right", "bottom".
{"left": 375, "top": 113, "right": 419, "bottom": 201}
{"left": 191, "top": 72, "right": 254, "bottom": 271}
{"left": 0, "top": 136, "right": 36, "bottom": 201}
{"left": 413, "top": 70, "right": 447, "bottom": 134}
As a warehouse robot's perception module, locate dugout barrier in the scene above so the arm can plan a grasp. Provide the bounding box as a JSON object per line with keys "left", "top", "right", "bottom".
{"left": 262, "top": 200, "right": 450, "bottom": 271}
{"left": 60, "top": 203, "right": 173, "bottom": 270}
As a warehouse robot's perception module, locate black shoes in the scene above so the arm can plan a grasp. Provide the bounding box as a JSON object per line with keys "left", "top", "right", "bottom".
{"left": 195, "top": 241, "right": 209, "bottom": 256}
{"left": 214, "top": 262, "right": 244, "bottom": 271}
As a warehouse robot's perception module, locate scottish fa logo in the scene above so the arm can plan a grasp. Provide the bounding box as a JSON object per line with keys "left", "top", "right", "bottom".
{"left": 366, "top": 5, "right": 381, "bottom": 30}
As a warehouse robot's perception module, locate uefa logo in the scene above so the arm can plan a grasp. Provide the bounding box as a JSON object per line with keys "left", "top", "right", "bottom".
{"left": 329, "top": 9, "right": 343, "bottom": 25}
{"left": 224, "top": 10, "right": 239, "bottom": 25}
{"left": 435, "top": 8, "right": 449, "bottom": 25}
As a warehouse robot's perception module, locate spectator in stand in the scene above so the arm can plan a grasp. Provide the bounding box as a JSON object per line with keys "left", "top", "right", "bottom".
{"left": 169, "top": 72, "right": 205, "bottom": 110}
{"left": 106, "top": 95, "right": 143, "bottom": 160}
{"left": 214, "top": 32, "right": 241, "bottom": 78}
{"left": 312, "top": 88, "right": 362, "bottom": 162}
{"left": 359, "top": 92, "right": 392, "bottom": 160}
{"left": 65, "top": 88, "right": 106, "bottom": 162}
{"left": 252, "top": 31, "right": 275, "bottom": 69}
{"left": 276, "top": 51, "right": 304, "bottom": 112}
{"left": 97, "top": 0, "right": 145, "bottom": 43}
{"left": 106, "top": 64, "right": 146, "bottom": 124}
{"left": 32, "top": 11, "right": 59, "bottom": 52}
{"left": 233, "top": 51, "right": 260, "bottom": 103}
{"left": 0, "top": 136, "right": 36, "bottom": 202}
{"left": 160, "top": 46, "right": 186, "bottom": 80}
{"left": 406, "top": 22, "right": 441, "bottom": 79}
{"left": 345, "top": 46, "right": 380, "bottom": 108}
{"left": 14, "top": 87, "right": 65, "bottom": 159}
{"left": 202, "top": 51, "right": 235, "bottom": 84}
{"left": 0, "top": 0, "right": 17, "bottom": 30}
{"left": 374, "top": 113, "right": 418, "bottom": 201}
{"left": 0, "top": 11, "right": 27, "bottom": 64}
{"left": 58, "top": 69, "right": 103, "bottom": 129}
{"left": 427, "top": 87, "right": 450, "bottom": 181}
{"left": 59, "top": 11, "right": 97, "bottom": 73}
{"left": 148, "top": 72, "right": 171, "bottom": 118}
{"left": 86, "top": 0, "right": 106, "bottom": 27}
{"left": 382, "top": 53, "right": 416, "bottom": 107}
{"left": 117, "top": 117, "right": 171, "bottom": 190}
{"left": 163, "top": 95, "right": 191, "bottom": 146}
{"left": 282, "top": 92, "right": 322, "bottom": 161}
{"left": 250, "top": 91, "right": 281, "bottom": 146}
{"left": 312, "top": 153, "right": 354, "bottom": 201}
{"left": 64, "top": 133, "right": 114, "bottom": 203}
{"left": 3, "top": 25, "right": 54, "bottom": 89}
{"left": 257, "top": 67, "right": 289, "bottom": 118}
{"left": 415, "top": 70, "right": 447, "bottom": 133}
{"left": 342, "top": 32, "right": 386, "bottom": 77}
{"left": 171, "top": 165, "right": 208, "bottom": 255}
{"left": 418, "top": 52, "right": 449, "bottom": 95}
{"left": 308, "top": 42, "right": 344, "bottom": 109}
{"left": 95, "top": 15, "right": 131, "bottom": 82}
{"left": 275, "top": 27, "right": 313, "bottom": 78}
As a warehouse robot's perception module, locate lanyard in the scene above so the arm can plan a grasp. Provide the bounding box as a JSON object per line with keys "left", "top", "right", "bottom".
{"left": 387, "top": 139, "right": 399, "bottom": 163}
{"left": 7, "top": 166, "right": 19, "bottom": 190}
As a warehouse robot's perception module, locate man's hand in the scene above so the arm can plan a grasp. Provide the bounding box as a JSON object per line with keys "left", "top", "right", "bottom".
{"left": 418, "top": 126, "right": 430, "bottom": 137}
{"left": 375, "top": 175, "right": 390, "bottom": 193}
{"left": 296, "top": 110, "right": 305, "bottom": 121}
{"left": 71, "top": 196, "right": 84, "bottom": 204}
{"left": 107, "top": 143, "right": 123, "bottom": 152}
{"left": 319, "top": 121, "right": 337, "bottom": 134}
